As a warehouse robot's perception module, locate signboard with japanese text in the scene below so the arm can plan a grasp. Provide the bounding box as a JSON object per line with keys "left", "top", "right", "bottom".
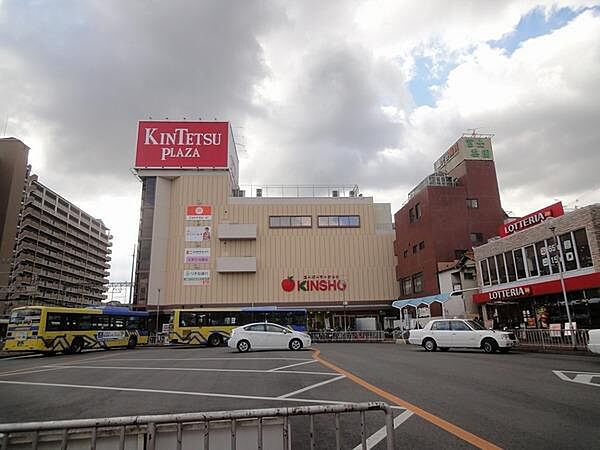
{"left": 434, "top": 136, "right": 493, "bottom": 173}
{"left": 185, "top": 226, "right": 211, "bottom": 242}
{"left": 186, "top": 205, "right": 212, "bottom": 221}
{"left": 183, "top": 270, "right": 210, "bottom": 286}
{"left": 184, "top": 248, "right": 210, "bottom": 264}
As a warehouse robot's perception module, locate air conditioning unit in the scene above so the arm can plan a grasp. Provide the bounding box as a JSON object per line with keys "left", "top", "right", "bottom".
{"left": 256, "top": 188, "right": 262, "bottom": 197}
{"left": 332, "top": 190, "right": 339, "bottom": 198}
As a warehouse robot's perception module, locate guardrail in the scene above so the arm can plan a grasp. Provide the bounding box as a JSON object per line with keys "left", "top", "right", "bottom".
{"left": 309, "top": 331, "right": 386, "bottom": 343}
{"left": 510, "top": 328, "right": 590, "bottom": 352}
{"left": 0, "top": 402, "right": 394, "bottom": 450}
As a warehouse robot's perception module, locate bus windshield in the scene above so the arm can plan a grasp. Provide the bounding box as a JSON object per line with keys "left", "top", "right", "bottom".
{"left": 9, "top": 309, "right": 41, "bottom": 325}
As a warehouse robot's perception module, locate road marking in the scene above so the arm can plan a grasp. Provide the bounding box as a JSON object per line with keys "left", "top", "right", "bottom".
{"left": 278, "top": 375, "right": 345, "bottom": 398}
{"left": 100, "top": 357, "right": 314, "bottom": 361}
{"left": 0, "top": 354, "right": 41, "bottom": 360}
{"left": 352, "top": 409, "right": 414, "bottom": 450}
{"left": 553, "top": 370, "right": 600, "bottom": 388}
{"left": 269, "top": 360, "right": 317, "bottom": 371}
{"left": 0, "top": 379, "right": 369, "bottom": 406}
{"left": 313, "top": 349, "right": 503, "bottom": 450}
{"left": 46, "top": 364, "right": 337, "bottom": 376}
{"left": 0, "top": 366, "right": 67, "bottom": 377}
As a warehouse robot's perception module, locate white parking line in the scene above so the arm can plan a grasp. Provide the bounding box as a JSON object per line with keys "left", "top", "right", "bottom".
{"left": 268, "top": 360, "right": 317, "bottom": 371}
{"left": 278, "top": 375, "right": 345, "bottom": 398}
{"left": 46, "top": 364, "right": 336, "bottom": 376}
{"left": 0, "top": 367, "right": 67, "bottom": 377}
{"left": 101, "top": 357, "right": 314, "bottom": 361}
{"left": 351, "top": 409, "right": 414, "bottom": 450}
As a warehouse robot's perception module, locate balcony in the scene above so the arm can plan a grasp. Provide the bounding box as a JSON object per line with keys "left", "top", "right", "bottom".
{"left": 218, "top": 224, "right": 257, "bottom": 240}
{"left": 216, "top": 257, "right": 257, "bottom": 273}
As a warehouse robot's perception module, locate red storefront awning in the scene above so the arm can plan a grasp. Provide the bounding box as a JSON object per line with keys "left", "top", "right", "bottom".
{"left": 473, "top": 272, "right": 600, "bottom": 304}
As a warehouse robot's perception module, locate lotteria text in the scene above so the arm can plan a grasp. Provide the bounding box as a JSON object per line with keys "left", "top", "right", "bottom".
{"left": 502, "top": 212, "right": 550, "bottom": 236}
{"left": 488, "top": 286, "right": 531, "bottom": 301}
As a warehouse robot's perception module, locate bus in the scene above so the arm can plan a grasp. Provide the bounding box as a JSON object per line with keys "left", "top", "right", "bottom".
{"left": 3, "top": 306, "right": 149, "bottom": 354}
{"left": 169, "top": 306, "right": 308, "bottom": 346}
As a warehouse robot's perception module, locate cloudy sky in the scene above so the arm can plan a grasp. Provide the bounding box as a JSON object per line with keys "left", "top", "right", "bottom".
{"left": 1, "top": 0, "right": 599, "bottom": 296}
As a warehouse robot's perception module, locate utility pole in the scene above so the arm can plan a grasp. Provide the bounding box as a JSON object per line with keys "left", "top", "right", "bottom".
{"left": 128, "top": 244, "right": 136, "bottom": 305}
{"left": 155, "top": 288, "right": 161, "bottom": 338}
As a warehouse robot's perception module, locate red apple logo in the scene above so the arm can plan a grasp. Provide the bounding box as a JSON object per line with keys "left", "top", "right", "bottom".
{"left": 281, "top": 276, "right": 295, "bottom": 292}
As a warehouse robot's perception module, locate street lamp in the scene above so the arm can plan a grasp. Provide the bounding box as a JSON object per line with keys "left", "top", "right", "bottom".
{"left": 548, "top": 224, "right": 576, "bottom": 348}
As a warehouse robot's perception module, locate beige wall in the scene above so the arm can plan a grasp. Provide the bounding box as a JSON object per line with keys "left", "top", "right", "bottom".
{"left": 144, "top": 172, "right": 397, "bottom": 308}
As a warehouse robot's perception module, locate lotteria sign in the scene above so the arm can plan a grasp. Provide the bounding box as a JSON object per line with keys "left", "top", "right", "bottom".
{"left": 499, "top": 202, "right": 564, "bottom": 237}
{"left": 281, "top": 275, "right": 347, "bottom": 292}
{"left": 135, "top": 121, "right": 229, "bottom": 168}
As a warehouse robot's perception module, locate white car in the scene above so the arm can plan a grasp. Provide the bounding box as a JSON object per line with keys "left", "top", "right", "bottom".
{"left": 228, "top": 322, "right": 312, "bottom": 352}
{"left": 588, "top": 329, "right": 600, "bottom": 354}
{"left": 408, "top": 319, "right": 518, "bottom": 353}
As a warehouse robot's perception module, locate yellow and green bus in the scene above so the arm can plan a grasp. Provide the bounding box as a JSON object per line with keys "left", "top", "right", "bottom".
{"left": 3, "top": 306, "right": 149, "bottom": 354}
{"left": 169, "top": 306, "right": 308, "bottom": 346}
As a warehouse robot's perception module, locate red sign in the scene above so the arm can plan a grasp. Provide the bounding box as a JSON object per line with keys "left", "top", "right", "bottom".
{"left": 473, "top": 272, "right": 600, "bottom": 304}
{"left": 186, "top": 205, "right": 212, "bottom": 221}
{"left": 499, "top": 202, "right": 564, "bottom": 237}
{"left": 281, "top": 276, "right": 348, "bottom": 292}
{"left": 135, "top": 121, "right": 228, "bottom": 168}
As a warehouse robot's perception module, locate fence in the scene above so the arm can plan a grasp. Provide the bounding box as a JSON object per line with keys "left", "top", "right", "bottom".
{"left": 309, "top": 331, "right": 387, "bottom": 343}
{"left": 0, "top": 402, "right": 394, "bottom": 450}
{"left": 511, "top": 328, "right": 590, "bottom": 352}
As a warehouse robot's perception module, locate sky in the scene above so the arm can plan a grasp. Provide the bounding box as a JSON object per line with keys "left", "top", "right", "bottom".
{"left": 1, "top": 0, "right": 600, "bottom": 297}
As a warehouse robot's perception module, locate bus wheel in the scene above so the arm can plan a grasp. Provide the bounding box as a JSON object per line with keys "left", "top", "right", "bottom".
{"left": 208, "top": 334, "right": 222, "bottom": 347}
{"left": 127, "top": 336, "right": 137, "bottom": 349}
{"left": 70, "top": 338, "right": 84, "bottom": 354}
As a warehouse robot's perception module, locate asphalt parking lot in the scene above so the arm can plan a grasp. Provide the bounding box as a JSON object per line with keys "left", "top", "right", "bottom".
{"left": 0, "top": 344, "right": 599, "bottom": 449}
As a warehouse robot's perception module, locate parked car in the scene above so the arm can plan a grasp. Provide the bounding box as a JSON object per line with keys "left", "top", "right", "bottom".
{"left": 588, "top": 329, "right": 600, "bottom": 354}
{"left": 408, "top": 319, "right": 518, "bottom": 353}
{"left": 228, "top": 322, "right": 312, "bottom": 352}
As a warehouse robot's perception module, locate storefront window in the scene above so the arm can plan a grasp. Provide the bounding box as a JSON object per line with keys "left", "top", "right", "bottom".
{"left": 495, "top": 254, "right": 507, "bottom": 283}
{"left": 559, "top": 232, "right": 578, "bottom": 271}
{"left": 546, "top": 237, "right": 560, "bottom": 274}
{"left": 514, "top": 248, "right": 526, "bottom": 279}
{"left": 480, "top": 260, "right": 490, "bottom": 285}
{"left": 525, "top": 245, "right": 538, "bottom": 277}
{"left": 504, "top": 251, "right": 516, "bottom": 281}
{"left": 573, "top": 228, "right": 593, "bottom": 268}
{"left": 487, "top": 256, "right": 498, "bottom": 285}
{"left": 535, "top": 241, "right": 551, "bottom": 276}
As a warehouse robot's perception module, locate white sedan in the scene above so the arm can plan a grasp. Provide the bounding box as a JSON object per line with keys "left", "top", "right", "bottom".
{"left": 228, "top": 322, "right": 312, "bottom": 352}
{"left": 588, "top": 329, "right": 600, "bottom": 354}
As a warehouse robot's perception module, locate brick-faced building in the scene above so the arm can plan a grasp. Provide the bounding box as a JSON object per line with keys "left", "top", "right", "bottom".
{"left": 394, "top": 135, "right": 505, "bottom": 300}
{"left": 473, "top": 203, "right": 600, "bottom": 329}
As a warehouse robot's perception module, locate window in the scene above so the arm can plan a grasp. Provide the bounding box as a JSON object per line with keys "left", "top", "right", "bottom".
{"left": 546, "top": 237, "right": 560, "bottom": 274}
{"left": 524, "top": 245, "right": 539, "bottom": 277}
{"left": 409, "top": 208, "right": 415, "bottom": 223}
{"left": 418, "top": 241, "right": 425, "bottom": 250}
{"left": 412, "top": 245, "right": 417, "bottom": 254}
{"left": 466, "top": 199, "right": 479, "bottom": 209}
{"left": 317, "top": 215, "right": 360, "bottom": 228}
{"left": 245, "top": 324, "right": 266, "bottom": 332}
{"left": 495, "top": 254, "right": 507, "bottom": 283}
{"left": 513, "top": 248, "right": 526, "bottom": 279}
{"left": 451, "top": 321, "right": 470, "bottom": 331}
{"left": 559, "top": 232, "right": 577, "bottom": 271}
{"left": 403, "top": 250, "right": 408, "bottom": 258}
{"left": 431, "top": 321, "right": 450, "bottom": 331}
{"left": 46, "top": 313, "right": 65, "bottom": 331}
{"left": 266, "top": 324, "right": 286, "bottom": 333}
{"left": 535, "top": 241, "right": 551, "bottom": 276}
{"left": 480, "top": 259, "right": 490, "bottom": 285}
{"left": 402, "top": 278, "right": 412, "bottom": 296}
{"left": 470, "top": 232, "right": 483, "bottom": 244}
{"left": 269, "top": 216, "right": 312, "bottom": 228}
{"left": 487, "top": 256, "right": 498, "bottom": 285}
{"left": 415, "top": 203, "right": 422, "bottom": 219}
{"left": 180, "top": 312, "right": 197, "bottom": 327}
{"left": 412, "top": 273, "right": 423, "bottom": 293}
{"left": 573, "top": 228, "right": 592, "bottom": 268}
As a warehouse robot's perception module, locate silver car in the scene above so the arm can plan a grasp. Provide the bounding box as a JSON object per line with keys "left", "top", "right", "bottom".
{"left": 227, "top": 322, "right": 312, "bottom": 352}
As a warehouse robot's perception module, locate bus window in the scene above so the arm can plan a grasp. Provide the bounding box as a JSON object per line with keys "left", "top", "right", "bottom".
{"left": 68, "top": 314, "right": 92, "bottom": 331}
{"left": 180, "top": 312, "right": 197, "bottom": 327}
{"left": 46, "top": 313, "right": 65, "bottom": 331}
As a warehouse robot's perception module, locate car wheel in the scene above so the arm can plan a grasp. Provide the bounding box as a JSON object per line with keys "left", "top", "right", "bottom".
{"left": 70, "top": 338, "right": 84, "bottom": 354}
{"left": 439, "top": 347, "right": 450, "bottom": 352}
{"left": 482, "top": 339, "right": 498, "bottom": 354}
{"left": 423, "top": 338, "right": 437, "bottom": 352}
{"left": 289, "top": 338, "right": 303, "bottom": 351}
{"left": 127, "top": 336, "right": 137, "bottom": 349}
{"left": 208, "top": 334, "right": 223, "bottom": 347}
{"left": 237, "top": 340, "right": 250, "bottom": 353}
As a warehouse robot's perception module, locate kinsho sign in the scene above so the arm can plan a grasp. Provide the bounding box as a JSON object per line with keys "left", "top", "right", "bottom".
{"left": 135, "top": 121, "right": 229, "bottom": 168}
{"left": 499, "top": 202, "right": 564, "bottom": 237}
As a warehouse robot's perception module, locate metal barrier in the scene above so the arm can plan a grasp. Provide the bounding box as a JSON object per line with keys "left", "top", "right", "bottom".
{"left": 0, "top": 402, "right": 395, "bottom": 450}
{"left": 309, "top": 331, "right": 386, "bottom": 343}
{"left": 148, "top": 333, "right": 168, "bottom": 346}
{"left": 511, "top": 328, "right": 590, "bottom": 351}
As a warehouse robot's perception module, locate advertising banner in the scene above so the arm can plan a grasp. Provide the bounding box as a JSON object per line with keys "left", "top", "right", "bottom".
{"left": 434, "top": 136, "right": 493, "bottom": 173}
{"left": 184, "top": 248, "right": 210, "bottom": 264}
{"left": 186, "top": 205, "right": 212, "bottom": 221}
{"left": 183, "top": 270, "right": 210, "bottom": 286}
{"left": 499, "top": 202, "right": 564, "bottom": 237}
{"left": 185, "top": 226, "right": 211, "bottom": 242}
{"left": 135, "top": 121, "right": 229, "bottom": 168}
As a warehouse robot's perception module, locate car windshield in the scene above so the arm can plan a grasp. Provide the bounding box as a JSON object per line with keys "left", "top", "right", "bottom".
{"left": 466, "top": 320, "right": 486, "bottom": 330}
